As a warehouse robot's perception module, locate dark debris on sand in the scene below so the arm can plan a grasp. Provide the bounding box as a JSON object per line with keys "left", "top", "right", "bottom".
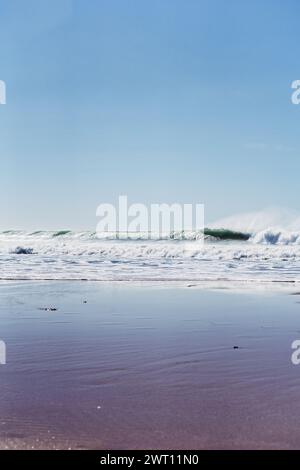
{"left": 39, "top": 307, "right": 58, "bottom": 312}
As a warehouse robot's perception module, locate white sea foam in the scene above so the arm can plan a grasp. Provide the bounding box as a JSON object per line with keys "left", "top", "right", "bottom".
{"left": 0, "top": 225, "right": 300, "bottom": 282}
{"left": 2, "top": 207, "right": 300, "bottom": 282}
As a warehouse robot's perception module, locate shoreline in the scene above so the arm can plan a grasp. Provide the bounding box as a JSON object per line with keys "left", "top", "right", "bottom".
{"left": 0, "top": 277, "right": 300, "bottom": 291}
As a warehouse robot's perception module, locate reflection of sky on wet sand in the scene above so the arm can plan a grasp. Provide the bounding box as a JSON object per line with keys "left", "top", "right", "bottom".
{"left": 0, "top": 282, "right": 300, "bottom": 449}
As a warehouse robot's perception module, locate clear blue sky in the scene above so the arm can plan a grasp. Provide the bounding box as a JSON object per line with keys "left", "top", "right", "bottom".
{"left": 0, "top": 0, "right": 300, "bottom": 230}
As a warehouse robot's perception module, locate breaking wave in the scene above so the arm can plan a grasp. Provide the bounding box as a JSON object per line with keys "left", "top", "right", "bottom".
{"left": 2, "top": 209, "right": 300, "bottom": 282}
{"left": 2, "top": 227, "right": 300, "bottom": 246}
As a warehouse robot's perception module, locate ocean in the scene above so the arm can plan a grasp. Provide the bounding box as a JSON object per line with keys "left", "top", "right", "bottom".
{"left": 1, "top": 224, "right": 300, "bottom": 284}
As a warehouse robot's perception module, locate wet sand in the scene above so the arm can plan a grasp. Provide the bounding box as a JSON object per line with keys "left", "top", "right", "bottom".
{"left": 0, "top": 281, "right": 300, "bottom": 449}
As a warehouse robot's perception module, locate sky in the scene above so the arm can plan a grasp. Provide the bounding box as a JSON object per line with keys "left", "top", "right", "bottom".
{"left": 0, "top": 0, "right": 300, "bottom": 230}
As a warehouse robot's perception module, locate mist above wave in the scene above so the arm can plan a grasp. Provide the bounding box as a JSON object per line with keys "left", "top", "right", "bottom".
{"left": 209, "top": 207, "right": 300, "bottom": 245}
{"left": 210, "top": 207, "right": 300, "bottom": 233}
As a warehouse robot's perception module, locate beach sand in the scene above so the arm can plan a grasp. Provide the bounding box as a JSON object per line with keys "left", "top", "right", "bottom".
{"left": 0, "top": 281, "right": 300, "bottom": 449}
